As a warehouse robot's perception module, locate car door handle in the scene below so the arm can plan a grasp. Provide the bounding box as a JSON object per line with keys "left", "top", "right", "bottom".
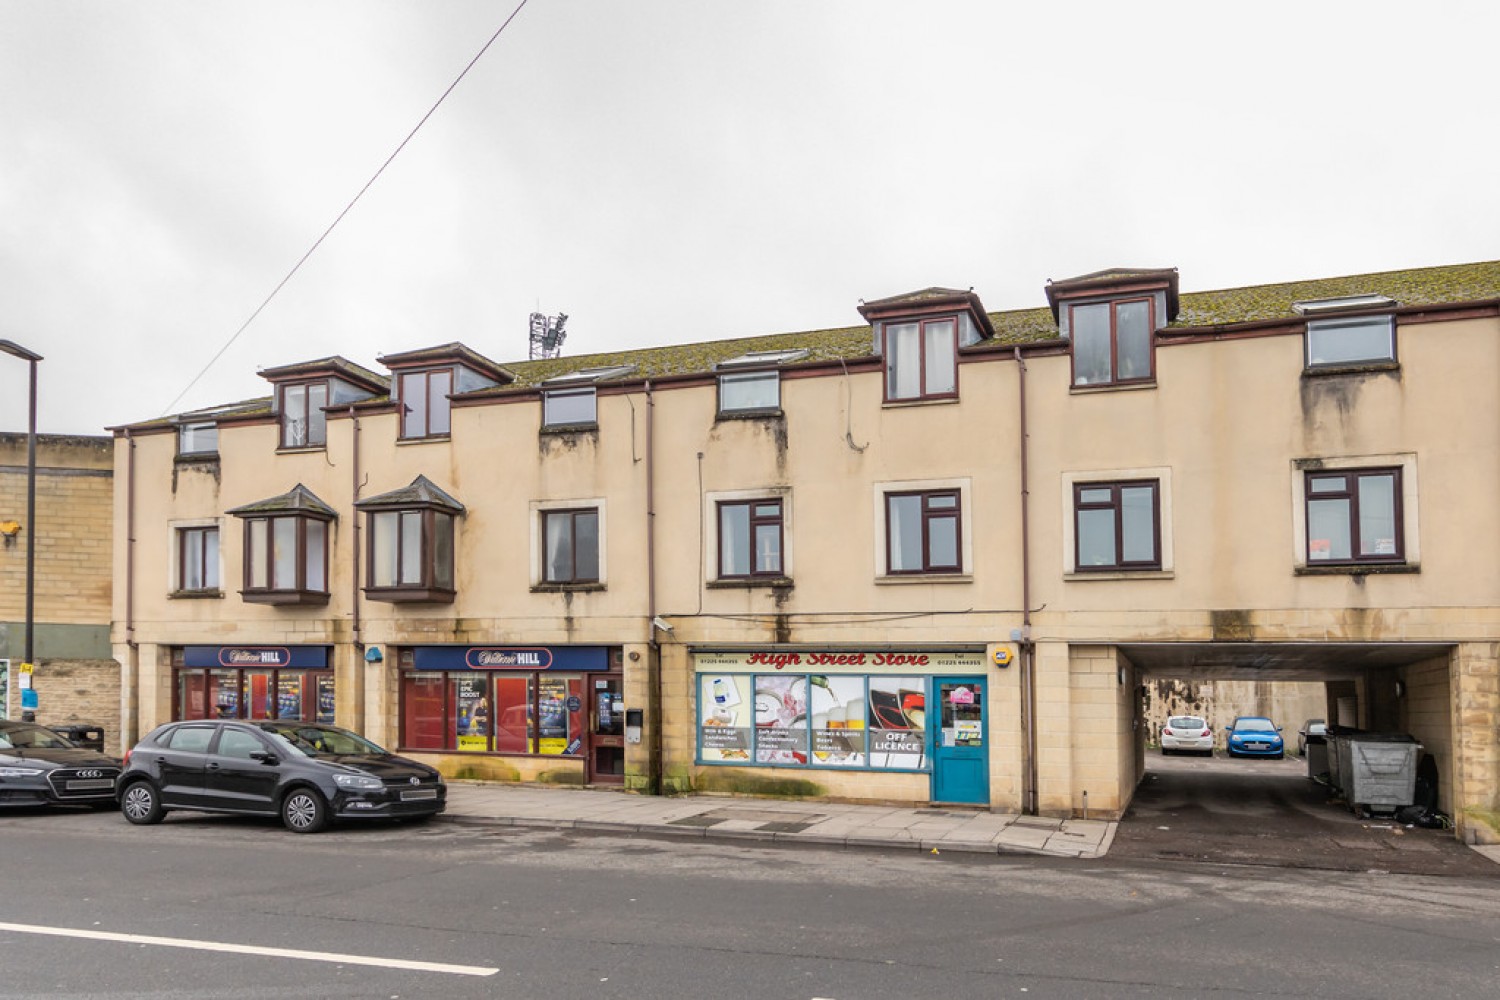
{"left": 207, "top": 762, "right": 220, "bottom": 770}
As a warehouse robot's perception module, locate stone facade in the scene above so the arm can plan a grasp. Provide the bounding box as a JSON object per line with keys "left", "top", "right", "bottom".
{"left": 0, "top": 434, "right": 118, "bottom": 748}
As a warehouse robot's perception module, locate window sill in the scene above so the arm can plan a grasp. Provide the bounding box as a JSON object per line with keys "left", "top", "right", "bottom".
{"left": 169, "top": 589, "right": 224, "bottom": 600}
{"left": 1065, "top": 570, "right": 1173, "bottom": 581}
{"left": 174, "top": 453, "right": 219, "bottom": 465}
{"left": 540, "top": 422, "right": 599, "bottom": 435}
{"left": 1302, "top": 361, "right": 1400, "bottom": 377}
{"left": 241, "top": 589, "right": 331, "bottom": 606}
{"left": 1295, "top": 562, "right": 1417, "bottom": 577}
{"left": 276, "top": 444, "right": 327, "bottom": 455}
{"left": 881, "top": 395, "right": 960, "bottom": 409}
{"left": 708, "top": 577, "right": 794, "bottom": 590}
{"left": 715, "top": 408, "right": 784, "bottom": 421}
{"left": 364, "top": 586, "right": 457, "bottom": 604}
{"left": 876, "top": 573, "right": 971, "bottom": 585}
{"left": 531, "top": 582, "right": 606, "bottom": 594}
{"left": 396, "top": 434, "right": 451, "bottom": 445}
{"left": 1070, "top": 380, "right": 1157, "bottom": 395}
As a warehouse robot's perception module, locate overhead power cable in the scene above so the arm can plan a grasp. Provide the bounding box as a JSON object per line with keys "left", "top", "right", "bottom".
{"left": 163, "top": 0, "right": 532, "bottom": 416}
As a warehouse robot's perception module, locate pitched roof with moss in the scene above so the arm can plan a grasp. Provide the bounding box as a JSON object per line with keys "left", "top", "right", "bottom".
{"left": 1170, "top": 260, "right": 1500, "bottom": 329}
{"left": 124, "top": 259, "right": 1500, "bottom": 428}
{"left": 226, "top": 483, "right": 338, "bottom": 518}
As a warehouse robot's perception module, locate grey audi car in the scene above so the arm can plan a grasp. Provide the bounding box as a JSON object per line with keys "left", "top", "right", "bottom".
{"left": 0, "top": 719, "right": 122, "bottom": 808}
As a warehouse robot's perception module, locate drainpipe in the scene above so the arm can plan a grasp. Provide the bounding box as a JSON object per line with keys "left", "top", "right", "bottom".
{"left": 644, "top": 380, "right": 663, "bottom": 794}
{"left": 348, "top": 406, "right": 366, "bottom": 730}
{"left": 1015, "top": 346, "right": 1038, "bottom": 816}
{"left": 121, "top": 428, "right": 139, "bottom": 753}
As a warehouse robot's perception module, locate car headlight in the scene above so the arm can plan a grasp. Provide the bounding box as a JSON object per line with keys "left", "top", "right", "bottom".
{"left": 0, "top": 766, "right": 45, "bottom": 777}
{"left": 332, "top": 772, "right": 384, "bottom": 791}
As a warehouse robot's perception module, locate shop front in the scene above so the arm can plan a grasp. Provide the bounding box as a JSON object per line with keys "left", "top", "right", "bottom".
{"left": 693, "top": 648, "right": 991, "bottom": 805}
{"left": 174, "top": 645, "right": 335, "bottom": 723}
{"left": 397, "top": 645, "right": 626, "bottom": 785}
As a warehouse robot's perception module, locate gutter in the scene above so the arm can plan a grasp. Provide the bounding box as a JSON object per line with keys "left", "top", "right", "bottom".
{"left": 348, "top": 406, "right": 366, "bottom": 729}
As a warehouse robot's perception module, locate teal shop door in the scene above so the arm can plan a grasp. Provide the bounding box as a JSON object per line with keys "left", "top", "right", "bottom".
{"left": 931, "top": 676, "right": 988, "bottom": 805}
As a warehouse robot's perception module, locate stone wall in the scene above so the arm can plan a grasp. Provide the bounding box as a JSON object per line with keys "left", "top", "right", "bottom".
{"left": 29, "top": 658, "right": 121, "bottom": 753}
{"left": 1146, "top": 678, "right": 1328, "bottom": 749}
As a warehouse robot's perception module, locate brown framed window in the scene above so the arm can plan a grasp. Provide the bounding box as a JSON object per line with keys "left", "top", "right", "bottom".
{"left": 886, "top": 490, "right": 961, "bottom": 574}
{"left": 279, "top": 381, "right": 328, "bottom": 448}
{"left": 399, "top": 369, "right": 453, "bottom": 439}
{"left": 242, "top": 514, "right": 330, "bottom": 605}
{"left": 177, "top": 526, "right": 220, "bottom": 592}
{"left": 1305, "top": 468, "right": 1403, "bottom": 564}
{"left": 399, "top": 671, "right": 585, "bottom": 756}
{"left": 367, "top": 508, "right": 456, "bottom": 602}
{"left": 1070, "top": 298, "right": 1154, "bottom": 387}
{"left": 1074, "top": 481, "right": 1160, "bottom": 571}
{"left": 177, "top": 422, "right": 218, "bottom": 458}
{"left": 543, "top": 386, "right": 597, "bottom": 427}
{"left": 542, "top": 508, "right": 600, "bottom": 584}
{"left": 718, "top": 499, "right": 783, "bottom": 578}
{"left": 1306, "top": 316, "right": 1395, "bottom": 368}
{"left": 883, "top": 317, "right": 958, "bottom": 402}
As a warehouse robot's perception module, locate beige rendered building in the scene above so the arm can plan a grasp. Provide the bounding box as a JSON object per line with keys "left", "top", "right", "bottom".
{"left": 110, "top": 260, "right": 1500, "bottom": 844}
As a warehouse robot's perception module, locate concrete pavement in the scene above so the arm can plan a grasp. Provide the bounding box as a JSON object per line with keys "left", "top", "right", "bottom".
{"left": 440, "top": 781, "right": 1116, "bottom": 858}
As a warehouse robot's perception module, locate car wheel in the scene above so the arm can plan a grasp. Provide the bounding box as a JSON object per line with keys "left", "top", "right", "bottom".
{"left": 120, "top": 781, "right": 165, "bottom": 825}
{"left": 281, "top": 788, "right": 329, "bottom": 834}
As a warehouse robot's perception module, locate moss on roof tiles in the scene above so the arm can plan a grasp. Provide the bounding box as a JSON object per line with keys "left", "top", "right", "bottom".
{"left": 1172, "top": 260, "right": 1500, "bottom": 329}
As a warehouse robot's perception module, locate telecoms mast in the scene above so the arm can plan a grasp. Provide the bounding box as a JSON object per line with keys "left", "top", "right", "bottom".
{"left": 529, "top": 312, "right": 568, "bottom": 360}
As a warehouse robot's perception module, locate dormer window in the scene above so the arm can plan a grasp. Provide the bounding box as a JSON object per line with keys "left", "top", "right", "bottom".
{"left": 280, "top": 381, "right": 328, "bottom": 448}
{"left": 1295, "top": 296, "right": 1398, "bottom": 369}
{"left": 1047, "top": 268, "right": 1178, "bottom": 390}
{"left": 377, "top": 343, "right": 511, "bottom": 444}
{"left": 1069, "top": 299, "right": 1154, "bottom": 387}
{"left": 858, "top": 288, "right": 995, "bottom": 405}
{"left": 716, "top": 350, "right": 805, "bottom": 414}
{"left": 541, "top": 366, "right": 635, "bottom": 429}
{"left": 261, "top": 356, "right": 388, "bottom": 453}
{"left": 398, "top": 369, "right": 453, "bottom": 440}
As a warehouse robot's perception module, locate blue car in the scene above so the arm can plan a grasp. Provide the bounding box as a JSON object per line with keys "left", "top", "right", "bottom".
{"left": 1225, "top": 716, "right": 1284, "bottom": 758}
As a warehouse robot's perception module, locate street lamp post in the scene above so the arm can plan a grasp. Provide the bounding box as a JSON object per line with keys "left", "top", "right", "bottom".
{"left": 0, "top": 340, "right": 42, "bottom": 678}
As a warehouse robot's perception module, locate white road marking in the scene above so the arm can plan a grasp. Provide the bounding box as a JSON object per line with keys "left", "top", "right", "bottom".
{"left": 0, "top": 921, "right": 499, "bottom": 977}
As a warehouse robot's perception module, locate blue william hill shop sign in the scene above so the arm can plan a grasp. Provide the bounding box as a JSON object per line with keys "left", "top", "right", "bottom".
{"left": 182, "top": 646, "right": 330, "bottom": 669}
{"left": 412, "top": 646, "right": 611, "bottom": 672}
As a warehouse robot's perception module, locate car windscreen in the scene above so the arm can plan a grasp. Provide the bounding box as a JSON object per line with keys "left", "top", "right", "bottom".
{"left": 259, "top": 724, "right": 386, "bottom": 756}
{"left": 1233, "top": 718, "right": 1274, "bottom": 732}
{"left": 1168, "top": 717, "right": 1205, "bottom": 729}
{"left": 0, "top": 724, "right": 75, "bottom": 750}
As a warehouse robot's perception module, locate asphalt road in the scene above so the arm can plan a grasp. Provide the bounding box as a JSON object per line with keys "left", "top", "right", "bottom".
{"left": 2, "top": 805, "right": 1500, "bottom": 999}
{"left": 1111, "top": 751, "right": 1498, "bottom": 877}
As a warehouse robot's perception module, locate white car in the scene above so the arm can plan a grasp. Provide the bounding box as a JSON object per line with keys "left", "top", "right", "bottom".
{"left": 1160, "top": 715, "right": 1214, "bottom": 756}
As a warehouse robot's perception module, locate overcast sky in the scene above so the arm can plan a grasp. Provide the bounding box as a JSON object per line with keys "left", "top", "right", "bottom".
{"left": 3, "top": 1, "right": 1497, "bottom": 436}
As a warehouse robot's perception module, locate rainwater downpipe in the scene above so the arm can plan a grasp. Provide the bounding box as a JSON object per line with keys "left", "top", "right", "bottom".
{"left": 348, "top": 406, "right": 366, "bottom": 729}
{"left": 1015, "top": 345, "right": 1039, "bottom": 816}
{"left": 644, "top": 380, "right": 663, "bottom": 794}
{"left": 121, "top": 428, "right": 139, "bottom": 752}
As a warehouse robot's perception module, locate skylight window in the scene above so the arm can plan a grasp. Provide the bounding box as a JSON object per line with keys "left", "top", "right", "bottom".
{"left": 716, "top": 349, "right": 809, "bottom": 369}
{"left": 1292, "top": 294, "right": 1398, "bottom": 316}
{"left": 541, "top": 365, "right": 636, "bottom": 386}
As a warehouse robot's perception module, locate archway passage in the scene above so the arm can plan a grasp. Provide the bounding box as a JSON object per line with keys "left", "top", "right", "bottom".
{"left": 1108, "top": 641, "right": 1495, "bottom": 871}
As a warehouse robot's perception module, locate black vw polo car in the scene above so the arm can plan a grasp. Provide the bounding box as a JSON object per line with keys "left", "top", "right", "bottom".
{"left": 118, "top": 720, "right": 445, "bottom": 833}
{"left": 0, "top": 719, "right": 122, "bottom": 808}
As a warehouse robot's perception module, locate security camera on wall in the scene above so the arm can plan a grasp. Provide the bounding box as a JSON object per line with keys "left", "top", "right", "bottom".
{"left": 651, "top": 616, "right": 673, "bottom": 633}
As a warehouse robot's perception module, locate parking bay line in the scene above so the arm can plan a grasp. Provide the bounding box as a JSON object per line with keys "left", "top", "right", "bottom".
{"left": 0, "top": 921, "right": 499, "bottom": 978}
